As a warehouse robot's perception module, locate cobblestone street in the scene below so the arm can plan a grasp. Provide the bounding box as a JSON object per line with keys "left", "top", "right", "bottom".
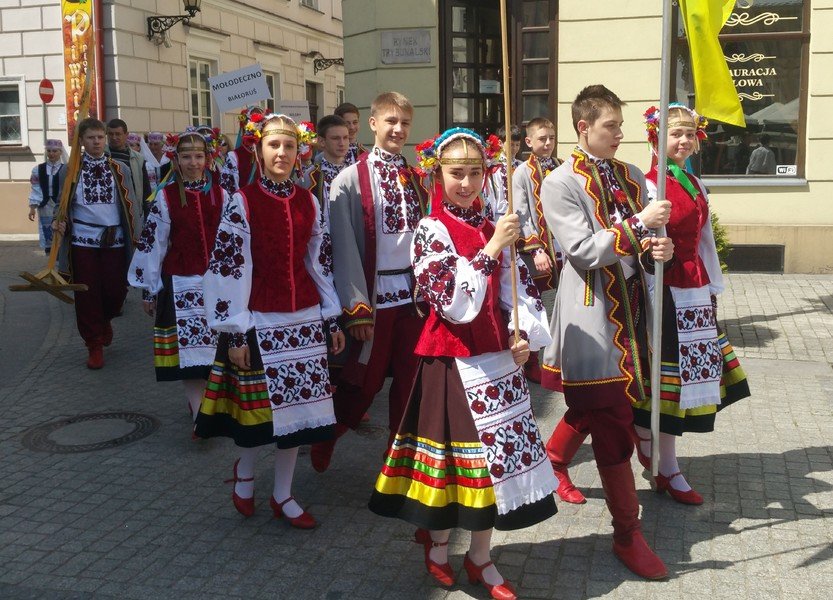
{"left": 1, "top": 241, "right": 831, "bottom": 600}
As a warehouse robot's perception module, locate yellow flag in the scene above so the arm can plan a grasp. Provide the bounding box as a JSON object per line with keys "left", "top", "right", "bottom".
{"left": 679, "top": 0, "right": 746, "bottom": 127}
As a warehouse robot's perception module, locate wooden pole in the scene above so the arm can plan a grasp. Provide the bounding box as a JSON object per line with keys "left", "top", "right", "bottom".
{"left": 649, "top": 0, "right": 675, "bottom": 477}
{"left": 499, "top": 0, "right": 521, "bottom": 344}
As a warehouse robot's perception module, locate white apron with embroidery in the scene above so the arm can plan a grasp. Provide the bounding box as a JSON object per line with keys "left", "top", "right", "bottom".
{"left": 253, "top": 307, "right": 336, "bottom": 438}
{"left": 171, "top": 274, "right": 217, "bottom": 368}
{"left": 455, "top": 350, "right": 557, "bottom": 516}
{"left": 670, "top": 285, "right": 722, "bottom": 409}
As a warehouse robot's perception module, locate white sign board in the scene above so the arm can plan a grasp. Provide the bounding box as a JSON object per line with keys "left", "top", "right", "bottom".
{"left": 380, "top": 29, "right": 431, "bottom": 64}
{"left": 209, "top": 63, "right": 271, "bottom": 113}
{"left": 278, "top": 100, "right": 311, "bottom": 124}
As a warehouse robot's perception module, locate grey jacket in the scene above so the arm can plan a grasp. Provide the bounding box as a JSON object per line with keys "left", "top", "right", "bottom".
{"left": 540, "top": 149, "right": 652, "bottom": 409}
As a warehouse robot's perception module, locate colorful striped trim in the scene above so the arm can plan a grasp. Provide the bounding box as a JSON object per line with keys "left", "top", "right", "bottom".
{"left": 583, "top": 269, "right": 595, "bottom": 306}
{"left": 201, "top": 362, "right": 273, "bottom": 427}
{"left": 374, "top": 433, "right": 496, "bottom": 509}
{"left": 153, "top": 326, "right": 179, "bottom": 367}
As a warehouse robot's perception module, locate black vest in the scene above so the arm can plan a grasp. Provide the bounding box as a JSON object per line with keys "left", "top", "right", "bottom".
{"left": 38, "top": 163, "right": 63, "bottom": 208}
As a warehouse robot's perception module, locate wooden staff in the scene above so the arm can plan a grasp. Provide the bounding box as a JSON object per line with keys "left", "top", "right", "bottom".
{"left": 649, "top": 0, "right": 675, "bottom": 477}
{"left": 8, "top": 41, "right": 97, "bottom": 303}
{"left": 499, "top": 0, "right": 521, "bottom": 344}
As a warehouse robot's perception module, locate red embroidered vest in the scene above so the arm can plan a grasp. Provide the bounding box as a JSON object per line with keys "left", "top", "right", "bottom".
{"left": 647, "top": 168, "right": 710, "bottom": 289}
{"left": 241, "top": 182, "right": 320, "bottom": 313}
{"left": 161, "top": 176, "right": 224, "bottom": 277}
{"left": 415, "top": 208, "right": 510, "bottom": 358}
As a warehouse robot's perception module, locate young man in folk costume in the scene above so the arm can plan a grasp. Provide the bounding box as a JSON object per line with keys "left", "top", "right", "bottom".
{"left": 28, "top": 139, "right": 67, "bottom": 255}
{"left": 195, "top": 113, "right": 345, "bottom": 527}
{"left": 368, "top": 129, "right": 557, "bottom": 600}
{"left": 106, "top": 118, "right": 151, "bottom": 226}
{"left": 539, "top": 85, "right": 674, "bottom": 579}
{"left": 309, "top": 91, "right": 429, "bottom": 472}
{"left": 128, "top": 128, "right": 227, "bottom": 424}
{"left": 335, "top": 102, "right": 369, "bottom": 165}
{"left": 220, "top": 106, "right": 264, "bottom": 195}
{"left": 481, "top": 125, "right": 521, "bottom": 223}
{"left": 512, "top": 117, "right": 561, "bottom": 383}
{"left": 55, "top": 118, "right": 138, "bottom": 369}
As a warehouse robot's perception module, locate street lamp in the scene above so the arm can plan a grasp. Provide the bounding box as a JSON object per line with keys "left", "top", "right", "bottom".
{"left": 147, "top": 0, "right": 202, "bottom": 40}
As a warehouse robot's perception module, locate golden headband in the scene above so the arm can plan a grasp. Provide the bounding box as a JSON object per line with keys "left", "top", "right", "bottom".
{"left": 668, "top": 120, "right": 697, "bottom": 129}
{"left": 439, "top": 157, "right": 483, "bottom": 166}
{"left": 177, "top": 143, "right": 205, "bottom": 152}
{"left": 261, "top": 127, "right": 298, "bottom": 139}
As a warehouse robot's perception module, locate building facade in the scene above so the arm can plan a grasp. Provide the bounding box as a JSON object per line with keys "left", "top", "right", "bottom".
{"left": 0, "top": 0, "right": 344, "bottom": 237}
{"left": 342, "top": 0, "right": 831, "bottom": 273}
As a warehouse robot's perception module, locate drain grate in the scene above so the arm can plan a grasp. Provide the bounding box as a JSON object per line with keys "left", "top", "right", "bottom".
{"left": 21, "top": 412, "right": 160, "bottom": 454}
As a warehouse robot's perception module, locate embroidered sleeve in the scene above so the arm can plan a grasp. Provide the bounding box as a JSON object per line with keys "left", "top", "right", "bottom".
{"left": 127, "top": 192, "right": 171, "bottom": 295}
{"left": 202, "top": 192, "right": 254, "bottom": 335}
{"left": 29, "top": 167, "right": 43, "bottom": 206}
{"left": 325, "top": 316, "right": 341, "bottom": 335}
{"left": 141, "top": 289, "right": 156, "bottom": 302}
{"left": 228, "top": 332, "right": 249, "bottom": 348}
{"left": 411, "top": 219, "right": 494, "bottom": 325}
{"left": 219, "top": 153, "right": 238, "bottom": 195}
{"left": 304, "top": 192, "right": 343, "bottom": 323}
{"left": 498, "top": 250, "right": 552, "bottom": 351}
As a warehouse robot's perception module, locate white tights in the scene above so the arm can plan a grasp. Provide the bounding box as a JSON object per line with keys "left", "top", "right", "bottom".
{"left": 634, "top": 425, "right": 692, "bottom": 491}
{"left": 231, "top": 446, "right": 304, "bottom": 518}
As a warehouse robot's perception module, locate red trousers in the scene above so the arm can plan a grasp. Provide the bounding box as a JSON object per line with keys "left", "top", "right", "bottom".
{"left": 333, "top": 303, "right": 423, "bottom": 432}
{"left": 562, "top": 399, "right": 634, "bottom": 468}
{"left": 71, "top": 246, "right": 128, "bottom": 346}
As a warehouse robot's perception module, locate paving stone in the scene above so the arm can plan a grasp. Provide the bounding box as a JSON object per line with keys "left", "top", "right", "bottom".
{"left": 2, "top": 245, "right": 833, "bottom": 599}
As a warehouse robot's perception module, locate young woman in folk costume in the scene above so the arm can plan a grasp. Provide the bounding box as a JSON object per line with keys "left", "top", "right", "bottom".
{"left": 630, "top": 104, "right": 750, "bottom": 503}
{"left": 128, "top": 128, "right": 226, "bottom": 423}
{"left": 368, "top": 129, "right": 558, "bottom": 600}
{"left": 195, "top": 114, "right": 345, "bottom": 529}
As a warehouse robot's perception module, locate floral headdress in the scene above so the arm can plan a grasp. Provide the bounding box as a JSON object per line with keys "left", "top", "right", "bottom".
{"left": 164, "top": 127, "right": 219, "bottom": 162}
{"left": 237, "top": 106, "right": 264, "bottom": 129}
{"left": 414, "top": 127, "right": 502, "bottom": 177}
{"left": 242, "top": 113, "right": 318, "bottom": 160}
{"left": 644, "top": 102, "right": 708, "bottom": 151}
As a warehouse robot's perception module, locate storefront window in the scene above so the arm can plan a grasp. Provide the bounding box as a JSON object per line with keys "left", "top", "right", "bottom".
{"left": 675, "top": 0, "right": 809, "bottom": 178}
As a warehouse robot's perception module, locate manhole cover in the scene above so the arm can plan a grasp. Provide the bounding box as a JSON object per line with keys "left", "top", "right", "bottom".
{"left": 21, "top": 412, "right": 160, "bottom": 454}
{"left": 355, "top": 423, "right": 387, "bottom": 439}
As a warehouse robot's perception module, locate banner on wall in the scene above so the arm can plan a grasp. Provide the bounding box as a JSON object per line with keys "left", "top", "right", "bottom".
{"left": 62, "top": 0, "right": 99, "bottom": 139}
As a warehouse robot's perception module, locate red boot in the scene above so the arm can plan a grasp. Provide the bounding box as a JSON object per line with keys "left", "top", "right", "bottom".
{"left": 598, "top": 461, "right": 667, "bottom": 580}
{"left": 524, "top": 351, "right": 542, "bottom": 384}
{"left": 86, "top": 344, "right": 104, "bottom": 370}
{"left": 545, "top": 418, "right": 589, "bottom": 504}
{"left": 310, "top": 423, "right": 347, "bottom": 473}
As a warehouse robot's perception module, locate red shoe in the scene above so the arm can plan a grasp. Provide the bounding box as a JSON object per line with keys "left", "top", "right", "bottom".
{"left": 421, "top": 539, "right": 454, "bottom": 587}
{"left": 103, "top": 322, "right": 113, "bottom": 347}
{"left": 223, "top": 459, "right": 254, "bottom": 517}
{"left": 462, "top": 553, "right": 516, "bottom": 600}
{"left": 655, "top": 472, "right": 703, "bottom": 505}
{"left": 86, "top": 345, "right": 104, "bottom": 370}
{"left": 270, "top": 496, "right": 316, "bottom": 529}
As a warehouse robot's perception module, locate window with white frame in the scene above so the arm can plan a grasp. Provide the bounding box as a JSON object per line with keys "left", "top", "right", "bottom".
{"left": 189, "top": 58, "right": 215, "bottom": 127}
{"left": 261, "top": 72, "right": 281, "bottom": 113}
{"left": 0, "top": 76, "right": 26, "bottom": 146}
{"left": 301, "top": 0, "right": 319, "bottom": 10}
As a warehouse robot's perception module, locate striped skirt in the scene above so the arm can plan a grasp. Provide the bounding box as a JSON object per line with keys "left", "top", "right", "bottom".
{"left": 369, "top": 356, "right": 557, "bottom": 531}
{"left": 632, "top": 288, "right": 750, "bottom": 435}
